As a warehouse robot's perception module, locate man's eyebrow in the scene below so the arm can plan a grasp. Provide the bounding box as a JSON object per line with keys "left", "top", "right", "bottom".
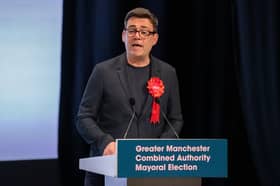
{"left": 127, "top": 25, "right": 149, "bottom": 29}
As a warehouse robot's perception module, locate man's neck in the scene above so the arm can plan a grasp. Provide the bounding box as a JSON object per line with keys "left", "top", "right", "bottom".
{"left": 127, "top": 56, "right": 150, "bottom": 67}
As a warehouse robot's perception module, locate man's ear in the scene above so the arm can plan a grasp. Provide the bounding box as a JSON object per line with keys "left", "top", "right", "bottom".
{"left": 122, "top": 30, "right": 126, "bottom": 43}
{"left": 152, "top": 33, "right": 159, "bottom": 46}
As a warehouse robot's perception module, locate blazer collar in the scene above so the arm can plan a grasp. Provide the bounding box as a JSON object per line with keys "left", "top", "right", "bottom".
{"left": 116, "top": 53, "right": 130, "bottom": 102}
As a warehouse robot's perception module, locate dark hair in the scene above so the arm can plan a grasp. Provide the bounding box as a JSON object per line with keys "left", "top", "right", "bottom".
{"left": 124, "top": 7, "right": 158, "bottom": 33}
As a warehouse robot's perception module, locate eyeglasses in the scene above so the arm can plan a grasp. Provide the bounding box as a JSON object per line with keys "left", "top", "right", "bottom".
{"left": 125, "top": 28, "right": 156, "bottom": 38}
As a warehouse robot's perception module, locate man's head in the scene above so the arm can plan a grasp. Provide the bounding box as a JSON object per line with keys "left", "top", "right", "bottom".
{"left": 124, "top": 7, "right": 158, "bottom": 33}
{"left": 122, "top": 7, "right": 159, "bottom": 63}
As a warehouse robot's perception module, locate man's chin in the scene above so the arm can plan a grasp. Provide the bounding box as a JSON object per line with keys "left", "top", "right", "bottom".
{"left": 129, "top": 51, "right": 145, "bottom": 57}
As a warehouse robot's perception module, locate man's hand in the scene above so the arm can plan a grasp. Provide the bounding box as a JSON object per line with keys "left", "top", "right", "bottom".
{"left": 103, "top": 142, "right": 116, "bottom": 155}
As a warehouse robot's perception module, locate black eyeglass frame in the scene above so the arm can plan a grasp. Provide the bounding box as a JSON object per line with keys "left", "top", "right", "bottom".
{"left": 124, "top": 28, "right": 156, "bottom": 38}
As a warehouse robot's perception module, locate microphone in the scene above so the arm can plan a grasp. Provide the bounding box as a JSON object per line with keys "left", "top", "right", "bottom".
{"left": 129, "top": 97, "right": 135, "bottom": 106}
{"left": 161, "top": 110, "right": 180, "bottom": 139}
{"left": 123, "top": 98, "right": 136, "bottom": 138}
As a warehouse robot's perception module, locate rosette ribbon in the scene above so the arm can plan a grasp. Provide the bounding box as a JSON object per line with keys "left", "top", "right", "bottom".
{"left": 147, "top": 77, "right": 165, "bottom": 124}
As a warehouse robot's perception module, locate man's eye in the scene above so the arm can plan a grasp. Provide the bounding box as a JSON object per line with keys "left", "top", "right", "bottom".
{"left": 141, "top": 31, "right": 149, "bottom": 35}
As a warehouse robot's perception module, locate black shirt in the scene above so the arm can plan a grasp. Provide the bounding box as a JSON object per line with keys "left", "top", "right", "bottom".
{"left": 126, "top": 63, "right": 150, "bottom": 116}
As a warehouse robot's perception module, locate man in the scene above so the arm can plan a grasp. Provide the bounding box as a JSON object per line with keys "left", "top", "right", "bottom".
{"left": 76, "top": 7, "right": 184, "bottom": 186}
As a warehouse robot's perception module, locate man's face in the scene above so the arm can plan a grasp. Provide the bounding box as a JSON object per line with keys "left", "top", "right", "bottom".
{"left": 122, "top": 17, "right": 158, "bottom": 59}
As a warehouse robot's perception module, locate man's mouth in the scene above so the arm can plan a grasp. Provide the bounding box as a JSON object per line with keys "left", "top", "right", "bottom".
{"left": 132, "top": 44, "right": 142, "bottom": 47}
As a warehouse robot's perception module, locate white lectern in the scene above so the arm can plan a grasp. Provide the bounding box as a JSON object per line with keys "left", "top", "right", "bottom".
{"left": 79, "top": 139, "right": 228, "bottom": 186}
{"left": 79, "top": 155, "right": 201, "bottom": 186}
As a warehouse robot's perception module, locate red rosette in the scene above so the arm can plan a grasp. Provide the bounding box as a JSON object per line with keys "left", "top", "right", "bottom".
{"left": 147, "top": 77, "right": 165, "bottom": 124}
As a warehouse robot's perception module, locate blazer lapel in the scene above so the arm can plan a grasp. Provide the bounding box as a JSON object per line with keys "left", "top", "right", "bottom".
{"left": 116, "top": 54, "right": 133, "bottom": 111}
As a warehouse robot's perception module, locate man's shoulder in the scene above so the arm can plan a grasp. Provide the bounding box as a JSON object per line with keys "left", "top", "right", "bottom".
{"left": 95, "top": 53, "right": 125, "bottom": 69}
{"left": 151, "top": 55, "right": 175, "bottom": 71}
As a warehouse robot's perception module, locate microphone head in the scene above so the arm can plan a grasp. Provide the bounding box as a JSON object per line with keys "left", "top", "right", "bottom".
{"left": 129, "top": 98, "right": 135, "bottom": 106}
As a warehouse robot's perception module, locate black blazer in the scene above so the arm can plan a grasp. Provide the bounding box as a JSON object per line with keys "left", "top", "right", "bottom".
{"left": 76, "top": 53, "right": 183, "bottom": 156}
